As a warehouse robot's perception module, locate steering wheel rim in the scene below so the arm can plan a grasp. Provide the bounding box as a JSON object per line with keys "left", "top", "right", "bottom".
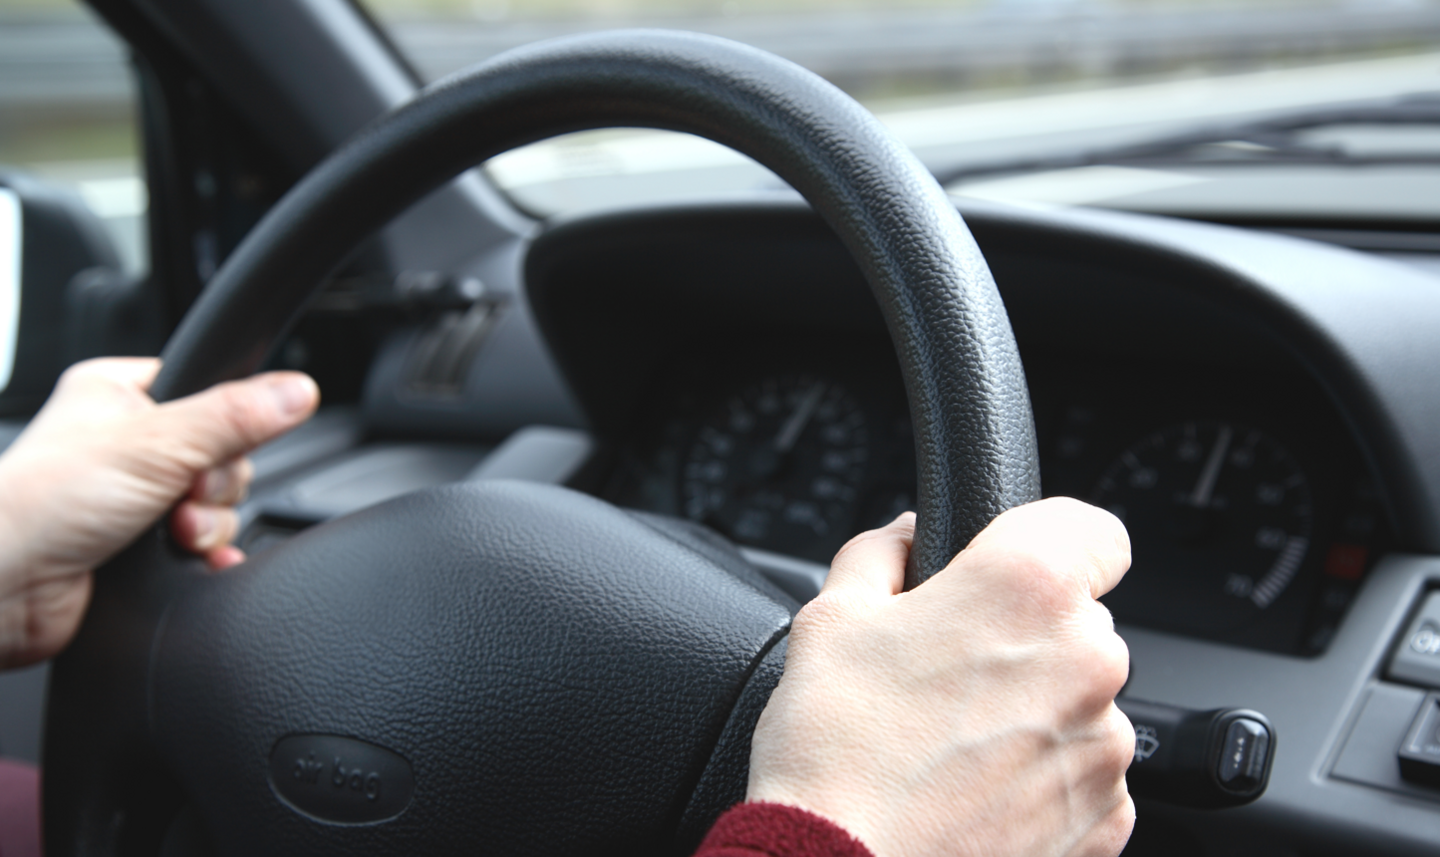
{"left": 44, "top": 29, "right": 1039, "bottom": 856}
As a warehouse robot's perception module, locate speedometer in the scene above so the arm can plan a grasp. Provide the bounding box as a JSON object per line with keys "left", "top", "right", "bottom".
{"left": 1092, "top": 421, "right": 1313, "bottom": 637}
{"left": 681, "top": 374, "right": 869, "bottom": 558}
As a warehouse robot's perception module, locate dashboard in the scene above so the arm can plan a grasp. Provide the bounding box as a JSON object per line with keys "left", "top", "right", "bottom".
{"left": 6, "top": 174, "right": 1440, "bottom": 855}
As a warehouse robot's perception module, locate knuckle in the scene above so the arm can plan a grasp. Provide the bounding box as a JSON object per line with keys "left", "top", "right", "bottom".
{"left": 995, "top": 541, "right": 1062, "bottom": 586}
{"left": 1104, "top": 706, "right": 1138, "bottom": 773}
{"left": 1093, "top": 795, "right": 1137, "bottom": 856}
{"left": 233, "top": 456, "right": 255, "bottom": 487}
{"left": 833, "top": 523, "right": 894, "bottom": 562}
{"left": 1052, "top": 608, "right": 1129, "bottom": 715}
{"left": 997, "top": 545, "right": 1083, "bottom": 614}
{"left": 55, "top": 359, "right": 106, "bottom": 393}
{"left": 1086, "top": 616, "right": 1130, "bottom": 692}
{"left": 793, "top": 593, "right": 843, "bottom": 628}
{"left": 1073, "top": 635, "right": 1130, "bottom": 711}
{"left": 830, "top": 533, "right": 870, "bottom": 566}
{"left": 55, "top": 361, "right": 89, "bottom": 387}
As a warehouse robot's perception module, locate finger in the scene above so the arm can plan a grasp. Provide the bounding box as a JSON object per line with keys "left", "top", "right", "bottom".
{"left": 169, "top": 502, "right": 240, "bottom": 554}
{"left": 155, "top": 372, "right": 319, "bottom": 468}
{"left": 1071, "top": 603, "right": 1131, "bottom": 710}
{"left": 29, "top": 359, "right": 163, "bottom": 428}
{"left": 205, "top": 545, "right": 247, "bottom": 571}
{"left": 1104, "top": 703, "right": 1138, "bottom": 777}
{"left": 55, "top": 357, "right": 163, "bottom": 394}
{"left": 821, "top": 512, "right": 914, "bottom": 599}
{"left": 959, "top": 497, "right": 1131, "bottom": 600}
{"left": 1085, "top": 707, "right": 1139, "bottom": 855}
{"left": 190, "top": 457, "right": 254, "bottom": 506}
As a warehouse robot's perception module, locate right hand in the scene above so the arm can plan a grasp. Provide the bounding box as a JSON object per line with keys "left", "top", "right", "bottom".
{"left": 747, "top": 498, "right": 1135, "bottom": 857}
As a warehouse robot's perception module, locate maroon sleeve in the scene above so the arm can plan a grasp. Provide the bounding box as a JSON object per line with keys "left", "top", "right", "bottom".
{"left": 0, "top": 758, "right": 40, "bottom": 857}
{"left": 695, "top": 801, "right": 876, "bottom": 857}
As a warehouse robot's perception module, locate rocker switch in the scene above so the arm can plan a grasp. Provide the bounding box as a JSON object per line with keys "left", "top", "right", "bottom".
{"left": 1217, "top": 718, "right": 1269, "bottom": 789}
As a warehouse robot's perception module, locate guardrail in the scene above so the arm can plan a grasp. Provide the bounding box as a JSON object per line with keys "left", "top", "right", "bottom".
{"left": 395, "top": 4, "right": 1440, "bottom": 95}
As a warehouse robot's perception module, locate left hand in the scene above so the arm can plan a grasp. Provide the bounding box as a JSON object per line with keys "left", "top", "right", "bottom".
{"left": 0, "top": 357, "right": 319, "bottom": 669}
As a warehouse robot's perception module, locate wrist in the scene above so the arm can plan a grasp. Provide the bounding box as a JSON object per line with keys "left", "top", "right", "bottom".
{"left": 0, "top": 448, "right": 73, "bottom": 669}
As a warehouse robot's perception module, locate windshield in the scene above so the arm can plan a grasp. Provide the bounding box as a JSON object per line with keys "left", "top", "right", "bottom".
{"left": 362, "top": 0, "right": 1440, "bottom": 221}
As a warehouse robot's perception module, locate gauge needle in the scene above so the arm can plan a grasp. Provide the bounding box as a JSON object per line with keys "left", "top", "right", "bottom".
{"left": 774, "top": 382, "right": 827, "bottom": 453}
{"left": 1189, "top": 424, "right": 1233, "bottom": 508}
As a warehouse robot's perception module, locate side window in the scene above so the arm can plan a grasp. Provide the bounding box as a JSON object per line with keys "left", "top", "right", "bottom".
{"left": 0, "top": 0, "right": 145, "bottom": 277}
{"left": 0, "top": 0, "right": 149, "bottom": 412}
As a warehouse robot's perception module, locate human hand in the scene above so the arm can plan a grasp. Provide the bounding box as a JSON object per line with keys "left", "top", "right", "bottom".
{"left": 747, "top": 498, "right": 1135, "bottom": 857}
{"left": 0, "top": 357, "right": 319, "bottom": 669}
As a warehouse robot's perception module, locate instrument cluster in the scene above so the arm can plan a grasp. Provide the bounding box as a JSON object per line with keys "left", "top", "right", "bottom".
{"left": 603, "top": 341, "right": 1389, "bottom": 655}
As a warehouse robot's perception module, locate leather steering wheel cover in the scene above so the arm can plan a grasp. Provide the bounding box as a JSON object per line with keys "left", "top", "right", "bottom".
{"left": 149, "top": 28, "right": 1039, "bottom": 581}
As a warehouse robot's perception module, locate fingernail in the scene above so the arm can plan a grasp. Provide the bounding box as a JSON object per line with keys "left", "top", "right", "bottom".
{"left": 206, "top": 545, "right": 246, "bottom": 572}
{"left": 268, "top": 375, "right": 315, "bottom": 416}
{"left": 192, "top": 507, "right": 218, "bottom": 548}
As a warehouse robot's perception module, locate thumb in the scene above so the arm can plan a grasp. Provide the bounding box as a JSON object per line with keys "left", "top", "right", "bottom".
{"left": 819, "top": 511, "right": 914, "bottom": 601}
{"left": 154, "top": 372, "right": 319, "bottom": 468}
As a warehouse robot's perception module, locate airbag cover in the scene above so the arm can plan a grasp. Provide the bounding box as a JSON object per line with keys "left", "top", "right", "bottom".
{"left": 150, "top": 480, "right": 792, "bottom": 855}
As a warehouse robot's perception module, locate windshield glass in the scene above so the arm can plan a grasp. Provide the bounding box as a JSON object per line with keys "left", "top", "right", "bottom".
{"left": 362, "top": 0, "right": 1440, "bottom": 220}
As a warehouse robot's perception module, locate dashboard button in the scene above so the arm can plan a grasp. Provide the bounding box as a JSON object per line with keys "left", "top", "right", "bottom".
{"left": 1398, "top": 692, "right": 1440, "bottom": 787}
{"left": 1388, "top": 593, "right": 1440, "bottom": 688}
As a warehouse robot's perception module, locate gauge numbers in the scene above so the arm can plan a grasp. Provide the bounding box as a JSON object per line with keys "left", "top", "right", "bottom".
{"left": 1093, "top": 421, "right": 1313, "bottom": 636}
{"left": 682, "top": 375, "right": 869, "bottom": 557}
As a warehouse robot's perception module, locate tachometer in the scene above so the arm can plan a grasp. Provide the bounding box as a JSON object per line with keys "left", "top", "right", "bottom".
{"left": 1092, "top": 421, "right": 1313, "bottom": 636}
{"left": 681, "top": 374, "right": 869, "bottom": 557}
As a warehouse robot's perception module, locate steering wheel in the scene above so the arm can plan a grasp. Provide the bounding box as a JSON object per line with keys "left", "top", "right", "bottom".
{"left": 42, "top": 30, "right": 1038, "bottom": 856}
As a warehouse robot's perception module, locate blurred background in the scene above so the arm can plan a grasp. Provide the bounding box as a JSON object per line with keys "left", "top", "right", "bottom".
{"left": 3, "top": 0, "right": 1440, "bottom": 267}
